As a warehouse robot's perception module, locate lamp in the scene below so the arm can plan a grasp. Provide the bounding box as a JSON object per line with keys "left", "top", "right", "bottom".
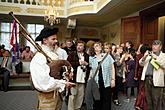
{"left": 44, "top": 0, "right": 61, "bottom": 26}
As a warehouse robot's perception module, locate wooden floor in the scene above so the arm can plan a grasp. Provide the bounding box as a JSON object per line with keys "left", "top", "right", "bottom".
{"left": 0, "top": 90, "right": 136, "bottom": 110}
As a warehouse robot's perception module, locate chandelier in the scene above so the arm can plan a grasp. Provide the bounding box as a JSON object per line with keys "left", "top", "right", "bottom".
{"left": 44, "top": 0, "right": 61, "bottom": 26}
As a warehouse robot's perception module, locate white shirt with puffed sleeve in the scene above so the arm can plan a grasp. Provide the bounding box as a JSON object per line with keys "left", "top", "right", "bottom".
{"left": 30, "top": 45, "right": 66, "bottom": 92}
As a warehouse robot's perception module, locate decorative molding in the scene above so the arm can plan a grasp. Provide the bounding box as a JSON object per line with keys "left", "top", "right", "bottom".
{"left": 97, "top": 0, "right": 111, "bottom": 11}
{"left": 97, "top": 0, "right": 107, "bottom": 7}
{"left": 0, "top": 0, "right": 111, "bottom": 17}
{"left": 0, "top": 5, "right": 21, "bottom": 13}
{"left": 68, "top": 5, "right": 94, "bottom": 16}
{"left": 26, "top": 8, "right": 45, "bottom": 14}
{"left": 26, "top": 8, "right": 64, "bottom": 16}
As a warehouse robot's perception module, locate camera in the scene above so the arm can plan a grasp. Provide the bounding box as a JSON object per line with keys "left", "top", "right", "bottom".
{"left": 81, "top": 65, "right": 86, "bottom": 72}
{"left": 148, "top": 51, "right": 152, "bottom": 56}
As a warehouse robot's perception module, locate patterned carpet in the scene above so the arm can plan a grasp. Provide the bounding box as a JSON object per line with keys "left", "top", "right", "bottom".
{"left": 0, "top": 90, "right": 136, "bottom": 110}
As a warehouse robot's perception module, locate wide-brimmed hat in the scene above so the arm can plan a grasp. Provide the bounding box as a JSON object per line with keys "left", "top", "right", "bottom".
{"left": 35, "top": 27, "right": 58, "bottom": 41}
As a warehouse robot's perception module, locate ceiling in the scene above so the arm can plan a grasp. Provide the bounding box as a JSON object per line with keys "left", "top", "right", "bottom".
{"left": 0, "top": 0, "right": 164, "bottom": 27}
{"left": 72, "top": 0, "right": 164, "bottom": 27}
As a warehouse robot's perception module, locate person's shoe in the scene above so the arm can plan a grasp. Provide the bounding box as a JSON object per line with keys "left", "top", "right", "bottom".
{"left": 134, "top": 98, "right": 137, "bottom": 101}
{"left": 113, "top": 100, "right": 121, "bottom": 106}
{"left": 135, "top": 106, "right": 141, "bottom": 110}
{"left": 3, "top": 87, "right": 8, "bottom": 92}
{"left": 3, "top": 89, "right": 8, "bottom": 92}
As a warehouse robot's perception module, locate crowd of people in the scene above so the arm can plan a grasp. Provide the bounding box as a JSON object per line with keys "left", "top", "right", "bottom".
{"left": 0, "top": 27, "right": 165, "bottom": 110}
{"left": 0, "top": 44, "right": 34, "bottom": 92}
{"left": 0, "top": 44, "right": 34, "bottom": 61}
{"left": 30, "top": 27, "right": 165, "bottom": 110}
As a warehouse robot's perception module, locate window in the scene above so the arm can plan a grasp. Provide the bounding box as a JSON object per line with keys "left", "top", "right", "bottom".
{"left": 27, "top": 24, "right": 44, "bottom": 51}
{"left": 0, "top": 22, "right": 19, "bottom": 50}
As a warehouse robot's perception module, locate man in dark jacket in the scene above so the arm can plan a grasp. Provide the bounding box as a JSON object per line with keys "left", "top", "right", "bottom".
{"left": 0, "top": 50, "right": 14, "bottom": 92}
{"left": 67, "top": 40, "right": 90, "bottom": 110}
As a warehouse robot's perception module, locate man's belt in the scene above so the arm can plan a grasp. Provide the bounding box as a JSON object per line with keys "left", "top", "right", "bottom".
{"left": 145, "top": 75, "right": 153, "bottom": 79}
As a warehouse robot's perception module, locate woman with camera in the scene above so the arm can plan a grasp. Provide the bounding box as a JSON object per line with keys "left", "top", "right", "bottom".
{"left": 88, "top": 42, "right": 115, "bottom": 110}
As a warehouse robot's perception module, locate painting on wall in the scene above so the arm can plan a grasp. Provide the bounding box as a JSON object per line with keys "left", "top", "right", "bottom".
{"left": 109, "top": 23, "right": 119, "bottom": 38}
{"left": 101, "top": 22, "right": 120, "bottom": 44}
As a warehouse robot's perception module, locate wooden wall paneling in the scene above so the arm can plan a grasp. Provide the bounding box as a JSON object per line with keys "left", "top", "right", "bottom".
{"left": 121, "top": 16, "right": 140, "bottom": 49}
{"left": 141, "top": 16, "right": 158, "bottom": 45}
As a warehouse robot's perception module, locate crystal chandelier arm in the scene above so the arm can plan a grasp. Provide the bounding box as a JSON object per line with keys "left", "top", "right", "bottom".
{"left": 47, "top": 0, "right": 50, "bottom": 6}
{"left": 52, "top": 0, "right": 55, "bottom": 7}
{"left": 44, "top": 0, "right": 60, "bottom": 25}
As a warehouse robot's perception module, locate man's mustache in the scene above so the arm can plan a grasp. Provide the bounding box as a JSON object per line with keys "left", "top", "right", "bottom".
{"left": 53, "top": 42, "right": 58, "bottom": 46}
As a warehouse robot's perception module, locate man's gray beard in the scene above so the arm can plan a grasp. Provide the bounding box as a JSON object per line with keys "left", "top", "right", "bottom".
{"left": 46, "top": 45, "right": 55, "bottom": 51}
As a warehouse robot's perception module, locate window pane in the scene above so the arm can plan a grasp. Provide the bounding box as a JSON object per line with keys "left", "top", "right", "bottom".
{"left": 26, "top": 34, "right": 35, "bottom": 52}
{"left": 1, "top": 23, "right": 11, "bottom": 32}
{"left": 27, "top": 24, "right": 35, "bottom": 33}
{"left": 1, "top": 33, "right": 11, "bottom": 50}
{"left": 36, "top": 25, "right": 44, "bottom": 33}
{"left": 36, "top": 32, "right": 40, "bottom": 36}
{"left": 26, "top": 24, "right": 44, "bottom": 52}
{"left": 0, "top": 22, "right": 19, "bottom": 51}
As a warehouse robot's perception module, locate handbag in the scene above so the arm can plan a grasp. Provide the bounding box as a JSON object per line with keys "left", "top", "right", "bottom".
{"left": 88, "top": 53, "right": 109, "bottom": 88}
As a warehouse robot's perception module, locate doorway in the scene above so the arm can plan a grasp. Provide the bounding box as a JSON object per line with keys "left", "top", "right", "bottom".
{"left": 140, "top": 0, "right": 165, "bottom": 51}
